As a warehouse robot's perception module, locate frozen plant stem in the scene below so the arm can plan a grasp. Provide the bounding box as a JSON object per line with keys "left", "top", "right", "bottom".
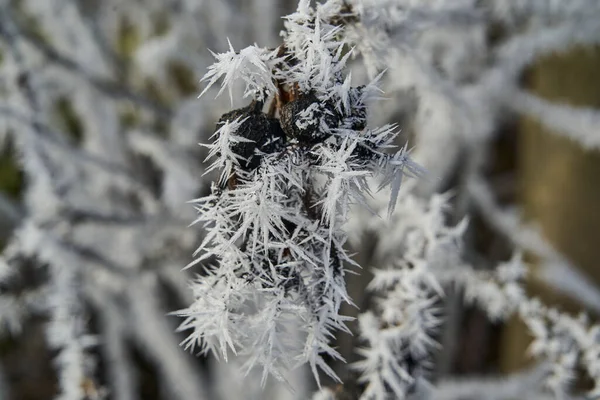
{"left": 176, "top": 0, "right": 421, "bottom": 387}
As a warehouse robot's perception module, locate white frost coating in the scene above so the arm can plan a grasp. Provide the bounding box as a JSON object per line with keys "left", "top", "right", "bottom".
{"left": 511, "top": 90, "right": 600, "bottom": 150}
{"left": 295, "top": 103, "right": 320, "bottom": 130}
{"left": 0, "top": 0, "right": 599, "bottom": 399}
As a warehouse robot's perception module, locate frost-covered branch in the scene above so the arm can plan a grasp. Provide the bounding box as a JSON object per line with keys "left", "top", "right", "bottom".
{"left": 176, "top": 0, "right": 421, "bottom": 388}
{"left": 1, "top": 0, "right": 600, "bottom": 399}
{"left": 511, "top": 90, "right": 600, "bottom": 151}
{"left": 351, "top": 185, "right": 600, "bottom": 399}
{"left": 468, "top": 177, "right": 600, "bottom": 315}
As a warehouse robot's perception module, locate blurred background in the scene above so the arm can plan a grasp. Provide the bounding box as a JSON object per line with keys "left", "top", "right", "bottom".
{"left": 0, "top": 0, "right": 599, "bottom": 399}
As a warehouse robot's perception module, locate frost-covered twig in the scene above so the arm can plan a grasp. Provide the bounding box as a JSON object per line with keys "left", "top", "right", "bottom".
{"left": 430, "top": 364, "right": 584, "bottom": 400}
{"left": 86, "top": 288, "right": 136, "bottom": 400}
{"left": 176, "top": 0, "right": 421, "bottom": 387}
{"left": 350, "top": 185, "right": 600, "bottom": 398}
{"left": 1, "top": 0, "right": 600, "bottom": 399}
{"left": 129, "top": 278, "right": 208, "bottom": 400}
{"left": 350, "top": 188, "right": 465, "bottom": 399}
{"left": 511, "top": 90, "right": 600, "bottom": 151}
{"left": 446, "top": 256, "right": 600, "bottom": 398}
{"left": 468, "top": 177, "right": 600, "bottom": 315}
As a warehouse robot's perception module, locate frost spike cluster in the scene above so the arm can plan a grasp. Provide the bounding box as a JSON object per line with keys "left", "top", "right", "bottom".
{"left": 176, "top": 0, "right": 421, "bottom": 386}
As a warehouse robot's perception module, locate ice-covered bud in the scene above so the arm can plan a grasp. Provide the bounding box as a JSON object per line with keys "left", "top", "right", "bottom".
{"left": 280, "top": 92, "right": 340, "bottom": 144}
{"left": 217, "top": 100, "right": 286, "bottom": 170}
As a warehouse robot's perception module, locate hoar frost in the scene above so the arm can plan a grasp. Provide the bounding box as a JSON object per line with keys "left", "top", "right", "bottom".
{"left": 175, "top": 0, "right": 421, "bottom": 387}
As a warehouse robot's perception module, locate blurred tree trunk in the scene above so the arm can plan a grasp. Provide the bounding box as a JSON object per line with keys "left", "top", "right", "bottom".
{"left": 501, "top": 45, "right": 600, "bottom": 375}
